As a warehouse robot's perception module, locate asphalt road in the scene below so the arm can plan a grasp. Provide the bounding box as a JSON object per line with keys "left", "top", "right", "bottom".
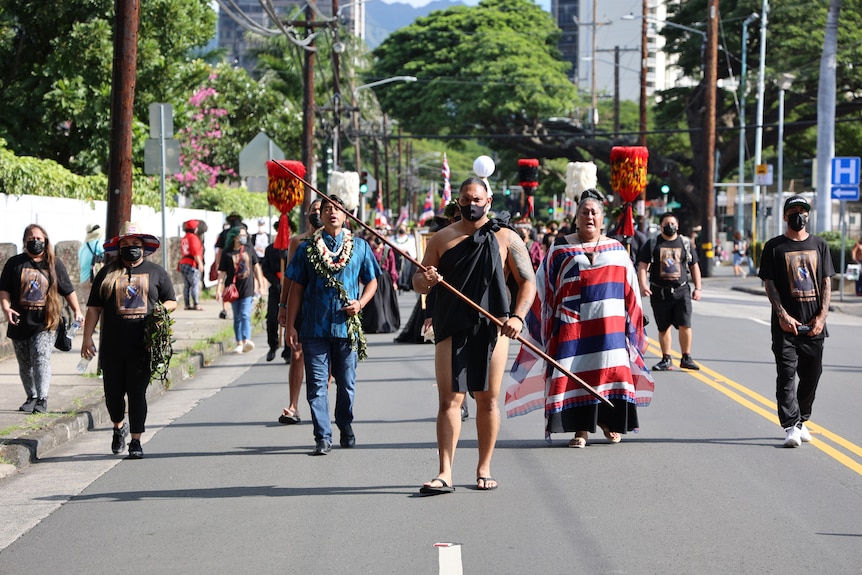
{"left": 1, "top": 287, "right": 861, "bottom": 574}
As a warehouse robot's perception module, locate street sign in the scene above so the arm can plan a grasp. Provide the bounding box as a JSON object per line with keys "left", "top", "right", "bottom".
{"left": 755, "top": 163, "right": 773, "bottom": 186}
{"left": 831, "top": 156, "right": 860, "bottom": 201}
{"left": 148, "top": 103, "right": 173, "bottom": 138}
{"left": 144, "top": 138, "right": 180, "bottom": 175}
{"left": 239, "top": 132, "right": 284, "bottom": 178}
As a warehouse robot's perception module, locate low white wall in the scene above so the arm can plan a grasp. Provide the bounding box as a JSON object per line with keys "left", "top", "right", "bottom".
{"left": 0, "top": 193, "right": 267, "bottom": 281}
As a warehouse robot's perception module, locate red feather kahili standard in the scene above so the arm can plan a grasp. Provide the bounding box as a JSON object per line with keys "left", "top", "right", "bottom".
{"left": 518, "top": 158, "right": 539, "bottom": 218}
{"left": 267, "top": 160, "right": 306, "bottom": 249}
{"left": 610, "top": 146, "right": 648, "bottom": 237}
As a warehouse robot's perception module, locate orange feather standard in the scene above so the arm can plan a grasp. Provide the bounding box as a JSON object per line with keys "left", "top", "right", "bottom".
{"left": 610, "top": 147, "right": 648, "bottom": 237}
{"left": 267, "top": 160, "right": 306, "bottom": 250}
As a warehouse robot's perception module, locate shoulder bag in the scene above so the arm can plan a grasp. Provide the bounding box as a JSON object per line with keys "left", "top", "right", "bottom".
{"left": 222, "top": 247, "right": 243, "bottom": 303}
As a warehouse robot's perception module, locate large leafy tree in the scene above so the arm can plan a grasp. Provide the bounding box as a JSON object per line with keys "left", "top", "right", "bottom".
{"left": 174, "top": 61, "right": 303, "bottom": 196}
{"left": 368, "top": 0, "right": 862, "bottom": 230}
{"left": 0, "top": 0, "right": 216, "bottom": 175}
{"left": 656, "top": 0, "right": 862, "bottom": 227}
{"left": 372, "top": 0, "right": 576, "bottom": 138}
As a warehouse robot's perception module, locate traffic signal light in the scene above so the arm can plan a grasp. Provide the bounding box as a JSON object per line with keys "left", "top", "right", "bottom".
{"left": 359, "top": 171, "right": 368, "bottom": 194}
{"left": 802, "top": 159, "right": 816, "bottom": 188}
{"left": 660, "top": 169, "right": 670, "bottom": 195}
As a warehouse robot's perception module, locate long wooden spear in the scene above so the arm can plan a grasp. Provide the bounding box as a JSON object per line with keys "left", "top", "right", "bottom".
{"left": 270, "top": 160, "right": 613, "bottom": 407}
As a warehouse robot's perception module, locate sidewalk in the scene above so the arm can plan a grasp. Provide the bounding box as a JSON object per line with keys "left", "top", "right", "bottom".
{"left": 0, "top": 298, "right": 255, "bottom": 478}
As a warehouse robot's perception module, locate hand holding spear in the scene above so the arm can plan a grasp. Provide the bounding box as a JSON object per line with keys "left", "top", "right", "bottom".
{"left": 269, "top": 160, "right": 612, "bottom": 407}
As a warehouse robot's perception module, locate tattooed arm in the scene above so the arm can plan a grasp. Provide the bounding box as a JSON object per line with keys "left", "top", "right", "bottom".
{"left": 764, "top": 279, "right": 804, "bottom": 335}
{"left": 499, "top": 229, "right": 537, "bottom": 339}
{"left": 811, "top": 277, "right": 831, "bottom": 336}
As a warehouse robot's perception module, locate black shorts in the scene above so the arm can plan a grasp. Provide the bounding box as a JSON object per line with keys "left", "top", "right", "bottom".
{"left": 650, "top": 284, "right": 692, "bottom": 331}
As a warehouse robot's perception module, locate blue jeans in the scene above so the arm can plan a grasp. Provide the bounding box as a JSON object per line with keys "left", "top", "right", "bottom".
{"left": 231, "top": 297, "right": 253, "bottom": 342}
{"left": 302, "top": 338, "right": 357, "bottom": 443}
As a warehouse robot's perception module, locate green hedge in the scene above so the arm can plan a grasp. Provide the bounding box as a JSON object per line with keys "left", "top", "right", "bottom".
{"left": 0, "top": 139, "right": 275, "bottom": 217}
{"left": 0, "top": 141, "right": 170, "bottom": 209}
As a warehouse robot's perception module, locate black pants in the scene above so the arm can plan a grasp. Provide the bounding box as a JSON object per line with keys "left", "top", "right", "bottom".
{"left": 772, "top": 332, "right": 824, "bottom": 429}
{"left": 102, "top": 354, "right": 150, "bottom": 434}
{"left": 266, "top": 285, "right": 280, "bottom": 350}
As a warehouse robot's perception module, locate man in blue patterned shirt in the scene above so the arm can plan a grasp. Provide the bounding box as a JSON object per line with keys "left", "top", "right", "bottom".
{"left": 282, "top": 195, "right": 380, "bottom": 455}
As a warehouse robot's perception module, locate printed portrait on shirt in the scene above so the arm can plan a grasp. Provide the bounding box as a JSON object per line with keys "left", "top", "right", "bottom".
{"left": 785, "top": 250, "right": 817, "bottom": 300}
{"left": 20, "top": 269, "right": 48, "bottom": 308}
{"left": 659, "top": 246, "right": 682, "bottom": 281}
{"left": 116, "top": 274, "right": 149, "bottom": 316}
{"left": 235, "top": 251, "right": 250, "bottom": 280}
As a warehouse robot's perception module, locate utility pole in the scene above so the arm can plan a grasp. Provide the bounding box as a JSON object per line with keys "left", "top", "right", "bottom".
{"left": 106, "top": 0, "right": 140, "bottom": 240}
{"left": 300, "top": 3, "right": 316, "bottom": 215}
{"left": 702, "top": 0, "right": 719, "bottom": 277}
{"left": 574, "top": 3, "right": 611, "bottom": 133}
{"left": 639, "top": 0, "right": 648, "bottom": 211}
{"left": 596, "top": 46, "right": 638, "bottom": 139}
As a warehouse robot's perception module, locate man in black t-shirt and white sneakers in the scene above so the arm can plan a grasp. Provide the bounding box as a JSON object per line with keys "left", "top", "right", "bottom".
{"left": 759, "top": 195, "right": 835, "bottom": 448}
{"left": 637, "top": 212, "right": 703, "bottom": 371}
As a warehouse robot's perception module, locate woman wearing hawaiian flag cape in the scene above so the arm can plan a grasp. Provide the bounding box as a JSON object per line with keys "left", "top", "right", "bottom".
{"left": 505, "top": 191, "right": 654, "bottom": 447}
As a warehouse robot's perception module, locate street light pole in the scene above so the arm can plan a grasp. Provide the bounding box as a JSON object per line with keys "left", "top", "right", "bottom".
{"left": 753, "top": 0, "right": 769, "bottom": 250}
{"left": 736, "top": 13, "right": 759, "bottom": 236}
{"left": 776, "top": 73, "right": 795, "bottom": 233}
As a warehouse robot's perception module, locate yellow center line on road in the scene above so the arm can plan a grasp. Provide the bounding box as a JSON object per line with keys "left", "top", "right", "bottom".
{"left": 646, "top": 341, "right": 862, "bottom": 476}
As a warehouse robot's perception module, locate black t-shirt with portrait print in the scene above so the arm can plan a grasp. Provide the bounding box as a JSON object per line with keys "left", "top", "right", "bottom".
{"left": 219, "top": 247, "right": 259, "bottom": 299}
{"left": 0, "top": 253, "right": 75, "bottom": 340}
{"left": 758, "top": 233, "right": 835, "bottom": 337}
{"left": 637, "top": 235, "right": 699, "bottom": 288}
{"left": 87, "top": 260, "right": 175, "bottom": 357}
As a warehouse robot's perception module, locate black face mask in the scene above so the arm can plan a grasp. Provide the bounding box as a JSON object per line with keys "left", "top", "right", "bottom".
{"left": 459, "top": 203, "right": 486, "bottom": 222}
{"left": 120, "top": 246, "right": 143, "bottom": 262}
{"left": 309, "top": 213, "right": 323, "bottom": 229}
{"left": 662, "top": 224, "right": 678, "bottom": 237}
{"left": 788, "top": 212, "right": 807, "bottom": 232}
{"left": 26, "top": 240, "right": 45, "bottom": 256}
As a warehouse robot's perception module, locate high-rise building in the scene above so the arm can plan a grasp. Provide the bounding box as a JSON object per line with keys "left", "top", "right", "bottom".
{"left": 551, "top": 0, "right": 582, "bottom": 85}
{"left": 553, "top": 0, "right": 702, "bottom": 105}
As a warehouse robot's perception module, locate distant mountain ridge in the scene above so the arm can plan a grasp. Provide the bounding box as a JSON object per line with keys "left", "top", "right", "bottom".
{"left": 365, "top": 0, "right": 465, "bottom": 49}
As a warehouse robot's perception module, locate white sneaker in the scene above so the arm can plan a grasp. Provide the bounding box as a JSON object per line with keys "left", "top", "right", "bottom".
{"left": 233, "top": 344, "right": 245, "bottom": 354}
{"left": 783, "top": 426, "right": 802, "bottom": 448}
{"left": 798, "top": 423, "right": 812, "bottom": 443}
{"left": 243, "top": 340, "right": 255, "bottom": 353}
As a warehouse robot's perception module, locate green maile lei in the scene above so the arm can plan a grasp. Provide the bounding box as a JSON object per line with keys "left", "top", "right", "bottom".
{"left": 144, "top": 301, "right": 174, "bottom": 383}
{"left": 306, "top": 227, "right": 368, "bottom": 361}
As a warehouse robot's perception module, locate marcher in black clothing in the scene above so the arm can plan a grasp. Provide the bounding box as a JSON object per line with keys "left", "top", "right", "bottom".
{"left": 758, "top": 195, "right": 835, "bottom": 448}
{"left": 261, "top": 220, "right": 289, "bottom": 362}
{"left": 81, "top": 222, "right": 177, "bottom": 459}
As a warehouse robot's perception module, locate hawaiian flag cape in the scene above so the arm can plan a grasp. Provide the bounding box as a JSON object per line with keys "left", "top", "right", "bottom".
{"left": 505, "top": 237, "right": 654, "bottom": 434}
{"left": 440, "top": 153, "right": 451, "bottom": 210}
{"left": 419, "top": 183, "right": 435, "bottom": 225}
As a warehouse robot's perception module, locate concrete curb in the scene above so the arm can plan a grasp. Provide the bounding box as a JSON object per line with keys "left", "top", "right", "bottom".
{"left": 0, "top": 330, "right": 239, "bottom": 478}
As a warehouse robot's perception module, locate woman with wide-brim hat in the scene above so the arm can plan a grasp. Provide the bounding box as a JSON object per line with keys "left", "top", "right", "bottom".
{"left": 81, "top": 222, "right": 177, "bottom": 459}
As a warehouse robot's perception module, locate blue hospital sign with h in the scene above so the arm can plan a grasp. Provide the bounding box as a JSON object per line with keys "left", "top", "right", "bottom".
{"left": 830, "top": 157, "right": 860, "bottom": 201}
